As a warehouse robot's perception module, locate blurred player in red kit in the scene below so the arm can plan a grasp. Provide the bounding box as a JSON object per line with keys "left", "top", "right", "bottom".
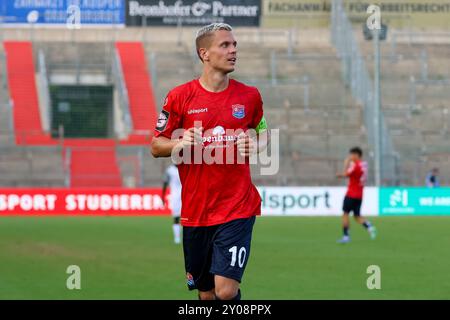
{"left": 336, "top": 147, "right": 376, "bottom": 243}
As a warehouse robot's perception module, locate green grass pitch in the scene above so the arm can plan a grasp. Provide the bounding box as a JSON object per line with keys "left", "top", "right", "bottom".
{"left": 0, "top": 216, "right": 449, "bottom": 299}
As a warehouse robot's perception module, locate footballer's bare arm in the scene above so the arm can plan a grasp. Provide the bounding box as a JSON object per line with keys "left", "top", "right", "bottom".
{"left": 151, "top": 127, "right": 203, "bottom": 158}
{"left": 151, "top": 136, "right": 180, "bottom": 158}
{"left": 336, "top": 157, "right": 352, "bottom": 178}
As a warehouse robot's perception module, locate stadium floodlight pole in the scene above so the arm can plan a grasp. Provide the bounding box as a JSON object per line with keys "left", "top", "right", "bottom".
{"left": 373, "top": 28, "right": 382, "bottom": 187}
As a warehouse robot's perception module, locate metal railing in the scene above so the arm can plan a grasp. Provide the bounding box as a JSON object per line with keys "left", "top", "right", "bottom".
{"left": 63, "top": 146, "right": 71, "bottom": 187}
{"left": 235, "top": 29, "right": 299, "bottom": 55}
{"left": 38, "top": 49, "right": 52, "bottom": 133}
{"left": 391, "top": 31, "right": 450, "bottom": 50}
{"left": 148, "top": 51, "right": 158, "bottom": 89}
{"left": 0, "top": 36, "right": 14, "bottom": 145}
{"left": 112, "top": 49, "right": 133, "bottom": 136}
{"left": 62, "top": 143, "right": 146, "bottom": 188}
{"left": 0, "top": 145, "right": 66, "bottom": 187}
{"left": 331, "top": 0, "right": 399, "bottom": 186}
{"left": 153, "top": 49, "right": 351, "bottom": 112}
{"left": 116, "top": 146, "right": 146, "bottom": 188}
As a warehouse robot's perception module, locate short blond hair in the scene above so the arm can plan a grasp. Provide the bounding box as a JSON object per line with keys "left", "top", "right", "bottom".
{"left": 195, "top": 23, "right": 233, "bottom": 62}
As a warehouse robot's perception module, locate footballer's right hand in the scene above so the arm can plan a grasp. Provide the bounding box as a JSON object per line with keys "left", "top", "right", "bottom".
{"left": 177, "top": 127, "right": 203, "bottom": 148}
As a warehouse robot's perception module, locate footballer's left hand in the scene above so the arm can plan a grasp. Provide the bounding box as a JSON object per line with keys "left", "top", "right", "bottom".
{"left": 237, "top": 132, "right": 257, "bottom": 157}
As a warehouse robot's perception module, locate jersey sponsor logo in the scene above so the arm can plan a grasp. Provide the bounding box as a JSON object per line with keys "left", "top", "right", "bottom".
{"left": 389, "top": 189, "right": 409, "bottom": 207}
{"left": 202, "top": 125, "right": 238, "bottom": 145}
{"left": 156, "top": 110, "right": 170, "bottom": 131}
{"left": 187, "top": 107, "right": 208, "bottom": 115}
{"left": 232, "top": 104, "right": 245, "bottom": 119}
{"left": 212, "top": 126, "right": 225, "bottom": 136}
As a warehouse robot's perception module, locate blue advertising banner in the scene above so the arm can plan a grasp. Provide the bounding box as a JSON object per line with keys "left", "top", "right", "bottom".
{"left": 1, "top": 0, "right": 125, "bottom": 25}
{"left": 380, "top": 187, "right": 450, "bottom": 216}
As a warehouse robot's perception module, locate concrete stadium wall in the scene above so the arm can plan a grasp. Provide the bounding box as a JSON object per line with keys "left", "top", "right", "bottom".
{"left": 263, "top": 0, "right": 450, "bottom": 29}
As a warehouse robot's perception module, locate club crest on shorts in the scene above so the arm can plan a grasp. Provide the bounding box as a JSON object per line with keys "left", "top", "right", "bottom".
{"left": 232, "top": 104, "right": 245, "bottom": 119}
{"left": 186, "top": 272, "right": 195, "bottom": 287}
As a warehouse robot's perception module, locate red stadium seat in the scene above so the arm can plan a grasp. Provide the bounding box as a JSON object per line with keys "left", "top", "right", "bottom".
{"left": 64, "top": 139, "right": 122, "bottom": 188}
{"left": 4, "top": 41, "right": 54, "bottom": 145}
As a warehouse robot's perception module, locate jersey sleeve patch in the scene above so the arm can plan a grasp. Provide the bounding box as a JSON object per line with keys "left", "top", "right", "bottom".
{"left": 156, "top": 110, "right": 170, "bottom": 132}
{"left": 255, "top": 115, "right": 268, "bottom": 134}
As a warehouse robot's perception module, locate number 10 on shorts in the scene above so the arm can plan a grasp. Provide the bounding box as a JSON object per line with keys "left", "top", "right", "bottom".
{"left": 229, "top": 246, "right": 247, "bottom": 268}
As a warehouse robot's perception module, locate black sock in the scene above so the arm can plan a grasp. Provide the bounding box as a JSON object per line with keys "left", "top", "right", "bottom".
{"left": 343, "top": 226, "right": 349, "bottom": 236}
{"left": 363, "top": 221, "right": 372, "bottom": 230}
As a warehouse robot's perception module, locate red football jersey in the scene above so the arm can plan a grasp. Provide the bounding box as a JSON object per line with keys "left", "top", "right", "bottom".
{"left": 154, "top": 79, "right": 264, "bottom": 227}
{"left": 346, "top": 160, "right": 368, "bottom": 199}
